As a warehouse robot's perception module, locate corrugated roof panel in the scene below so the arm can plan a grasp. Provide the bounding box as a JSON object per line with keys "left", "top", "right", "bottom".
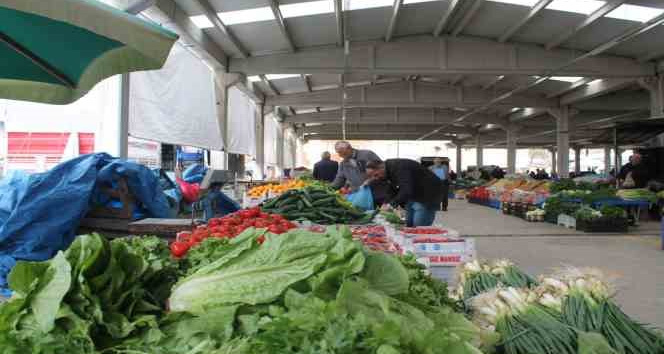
{"left": 462, "top": 1, "right": 532, "bottom": 39}
{"left": 556, "top": 19, "right": 638, "bottom": 53}
{"left": 202, "top": 28, "right": 247, "bottom": 58}
{"left": 347, "top": 7, "right": 391, "bottom": 41}
{"left": 511, "top": 9, "right": 587, "bottom": 45}
{"left": 609, "top": 25, "right": 664, "bottom": 58}
{"left": 271, "top": 77, "right": 309, "bottom": 94}
{"left": 395, "top": 1, "right": 448, "bottom": 37}
{"left": 227, "top": 21, "right": 292, "bottom": 54}
{"left": 286, "top": 13, "right": 338, "bottom": 47}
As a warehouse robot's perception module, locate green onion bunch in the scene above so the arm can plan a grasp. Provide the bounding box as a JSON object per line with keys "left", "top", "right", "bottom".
{"left": 536, "top": 267, "right": 664, "bottom": 354}
{"left": 455, "top": 260, "right": 537, "bottom": 301}
{"left": 470, "top": 287, "right": 578, "bottom": 354}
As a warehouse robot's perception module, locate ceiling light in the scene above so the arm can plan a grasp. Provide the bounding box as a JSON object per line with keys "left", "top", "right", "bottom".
{"left": 488, "top": 0, "right": 538, "bottom": 6}
{"left": 605, "top": 4, "right": 664, "bottom": 23}
{"left": 281, "top": 0, "right": 335, "bottom": 18}
{"left": 546, "top": 0, "right": 606, "bottom": 16}
{"left": 550, "top": 76, "right": 584, "bottom": 83}
{"left": 344, "top": 0, "right": 392, "bottom": 11}
{"left": 190, "top": 15, "right": 213, "bottom": 29}
{"left": 218, "top": 6, "right": 274, "bottom": 25}
{"left": 265, "top": 74, "right": 301, "bottom": 80}
{"left": 248, "top": 75, "right": 262, "bottom": 82}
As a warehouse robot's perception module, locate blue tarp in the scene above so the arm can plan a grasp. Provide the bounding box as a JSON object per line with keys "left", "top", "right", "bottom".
{"left": 0, "top": 153, "right": 171, "bottom": 295}
{"left": 182, "top": 164, "right": 207, "bottom": 184}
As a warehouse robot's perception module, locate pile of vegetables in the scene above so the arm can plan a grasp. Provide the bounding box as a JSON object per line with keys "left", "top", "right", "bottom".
{"left": 465, "top": 263, "right": 664, "bottom": 354}
{"left": 454, "top": 260, "right": 537, "bottom": 301}
{"left": 169, "top": 207, "right": 296, "bottom": 257}
{"left": 261, "top": 186, "right": 374, "bottom": 224}
{"left": 246, "top": 178, "right": 310, "bottom": 198}
{"left": 616, "top": 188, "right": 657, "bottom": 203}
{"left": 0, "top": 228, "right": 480, "bottom": 354}
{"left": 550, "top": 178, "right": 579, "bottom": 193}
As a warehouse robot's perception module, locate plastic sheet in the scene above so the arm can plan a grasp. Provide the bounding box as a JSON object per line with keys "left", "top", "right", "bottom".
{"left": 0, "top": 153, "right": 170, "bottom": 295}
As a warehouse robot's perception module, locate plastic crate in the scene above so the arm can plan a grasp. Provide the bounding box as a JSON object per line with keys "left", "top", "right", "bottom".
{"left": 576, "top": 217, "right": 628, "bottom": 233}
{"left": 557, "top": 214, "right": 576, "bottom": 229}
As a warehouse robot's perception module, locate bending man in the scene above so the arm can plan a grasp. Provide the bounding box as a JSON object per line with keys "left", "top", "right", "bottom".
{"left": 365, "top": 159, "right": 444, "bottom": 227}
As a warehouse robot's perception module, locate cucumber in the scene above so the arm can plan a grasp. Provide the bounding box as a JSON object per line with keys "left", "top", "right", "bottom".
{"left": 296, "top": 200, "right": 304, "bottom": 211}
{"left": 317, "top": 207, "right": 344, "bottom": 215}
{"left": 262, "top": 197, "right": 279, "bottom": 208}
{"left": 276, "top": 195, "right": 298, "bottom": 208}
{"left": 285, "top": 211, "right": 317, "bottom": 219}
{"left": 301, "top": 195, "right": 314, "bottom": 208}
{"left": 312, "top": 196, "right": 336, "bottom": 206}
{"left": 318, "top": 211, "right": 339, "bottom": 222}
{"left": 278, "top": 204, "right": 298, "bottom": 213}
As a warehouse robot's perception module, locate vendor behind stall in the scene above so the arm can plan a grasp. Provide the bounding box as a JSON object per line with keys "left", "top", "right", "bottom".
{"left": 619, "top": 153, "right": 649, "bottom": 188}
{"left": 366, "top": 159, "right": 444, "bottom": 227}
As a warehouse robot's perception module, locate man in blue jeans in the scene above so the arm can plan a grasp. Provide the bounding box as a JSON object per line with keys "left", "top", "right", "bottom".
{"left": 365, "top": 159, "right": 444, "bottom": 227}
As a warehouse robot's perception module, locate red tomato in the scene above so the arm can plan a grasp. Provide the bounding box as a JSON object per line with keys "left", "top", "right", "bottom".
{"left": 170, "top": 241, "right": 190, "bottom": 257}
{"left": 256, "top": 235, "right": 266, "bottom": 244}
{"left": 268, "top": 225, "right": 283, "bottom": 234}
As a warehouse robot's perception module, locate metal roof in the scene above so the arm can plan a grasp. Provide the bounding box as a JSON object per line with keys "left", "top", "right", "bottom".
{"left": 143, "top": 0, "right": 664, "bottom": 146}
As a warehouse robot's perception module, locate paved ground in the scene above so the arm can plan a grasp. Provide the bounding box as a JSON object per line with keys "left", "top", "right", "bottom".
{"left": 437, "top": 200, "right": 664, "bottom": 328}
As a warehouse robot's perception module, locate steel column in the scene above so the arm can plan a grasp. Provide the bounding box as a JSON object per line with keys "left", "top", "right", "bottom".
{"left": 475, "top": 134, "right": 483, "bottom": 167}
{"left": 506, "top": 128, "right": 517, "bottom": 174}
{"left": 574, "top": 147, "right": 581, "bottom": 174}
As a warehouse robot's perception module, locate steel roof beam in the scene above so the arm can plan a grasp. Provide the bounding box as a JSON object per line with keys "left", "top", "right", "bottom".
{"left": 508, "top": 108, "right": 548, "bottom": 122}
{"left": 546, "top": 0, "right": 626, "bottom": 50}
{"left": 193, "top": 0, "right": 249, "bottom": 58}
{"left": 482, "top": 75, "right": 505, "bottom": 90}
{"left": 334, "top": 0, "right": 344, "bottom": 46}
{"left": 285, "top": 107, "right": 507, "bottom": 125}
{"left": 303, "top": 123, "right": 475, "bottom": 135}
{"left": 268, "top": 0, "right": 296, "bottom": 52}
{"left": 301, "top": 74, "right": 312, "bottom": 92}
{"left": 385, "top": 0, "right": 404, "bottom": 42}
{"left": 433, "top": 0, "right": 463, "bottom": 37}
{"left": 305, "top": 132, "right": 463, "bottom": 140}
{"left": 229, "top": 36, "right": 653, "bottom": 77}
{"left": 416, "top": 11, "right": 664, "bottom": 139}
{"left": 451, "top": 0, "right": 484, "bottom": 37}
{"left": 147, "top": 0, "right": 228, "bottom": 70}
{"left": 638, "top": 49, "right": 664, "bottom": 63}
{"left": 498, "top": 0, "right": 553, "bottom": 43}
{"left": 560, "top": 78, "right": 634, "bottom": 105}
{"left": 260, "top": 75, "right": 280, "bottom": 95}
{"left": 265, "top": 81, "right": 558, "bottom": 109}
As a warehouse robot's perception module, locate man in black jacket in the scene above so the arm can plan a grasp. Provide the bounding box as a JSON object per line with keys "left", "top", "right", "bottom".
{"left": 365, "top": 159, "right": 444, "bottom": 227}
{"left": 312, "top": 151, "right": 339, "bottom": 182}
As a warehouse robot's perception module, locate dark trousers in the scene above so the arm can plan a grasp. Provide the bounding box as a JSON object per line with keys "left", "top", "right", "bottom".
{"left": 441, "top": 180, "right": 449, "bottom": 211}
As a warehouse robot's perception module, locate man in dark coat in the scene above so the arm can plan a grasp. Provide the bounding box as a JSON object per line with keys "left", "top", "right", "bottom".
{"left": 312, "top": 151, "right": 338, "bottom": 183}
{"left": 365, "top": 159, "right": 444, "bottom": 227}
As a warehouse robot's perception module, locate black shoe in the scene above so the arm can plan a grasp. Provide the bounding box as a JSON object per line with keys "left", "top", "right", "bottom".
{"left": 442, "top": 207, "right": 448, "bottom": 212}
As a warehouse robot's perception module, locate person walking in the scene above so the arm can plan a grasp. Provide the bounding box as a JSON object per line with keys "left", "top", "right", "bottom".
{"left": 429, "top": 158, "right": 449, "bottom": 211}
{"left": 365, "top": 159, "right": 444, "bottom": 227}
{"left": 312, "top": 151, "right": 338, "bottom": 183}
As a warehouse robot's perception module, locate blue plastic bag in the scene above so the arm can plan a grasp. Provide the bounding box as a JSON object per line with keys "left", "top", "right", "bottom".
{"left": 182, "top": 164, "right": 207, "bottom": 184}
{"left": 346, "top": 185, "right": 374, "bottom": 211}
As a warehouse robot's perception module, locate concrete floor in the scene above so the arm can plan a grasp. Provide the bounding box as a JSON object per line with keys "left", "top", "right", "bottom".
{"left": 437, "top": 200, "right": 664, "bottom": 328}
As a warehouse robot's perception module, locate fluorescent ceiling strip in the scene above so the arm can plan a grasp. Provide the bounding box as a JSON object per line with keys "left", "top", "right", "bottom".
{"left": 217, "top": 6, "right": 275, "bottom": 25}
{"left": 546, "top": 0, "right": 606, "bottom": 15}
{"left": 281, "top": 0, "right": 335, "bottom": 18}
{"left": 605, "top": 4, "right": 664, "bottom": 23}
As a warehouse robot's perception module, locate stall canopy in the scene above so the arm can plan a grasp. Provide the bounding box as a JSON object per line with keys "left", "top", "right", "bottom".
{"left": 129, "top": 43, "right": 223, "bottom": 150}
{"left": 264, "top": 113, "right": 279, "bottom": 165}
{"left": 227, "top": 86, "right": 257, "bottom": 156}
{"left": 0, "top": 0, "right": 177, "bottom": 104}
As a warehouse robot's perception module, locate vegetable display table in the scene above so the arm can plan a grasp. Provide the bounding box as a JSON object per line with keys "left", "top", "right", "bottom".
{"left": 128, "top": 218, "right": 193, "bottom": 238}
{"left": 591, "top": 198, "right": 650, "bottom": 226}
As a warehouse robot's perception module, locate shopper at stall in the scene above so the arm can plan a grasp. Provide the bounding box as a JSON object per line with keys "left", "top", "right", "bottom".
{"left": 619, "top": 153, "right": 649, "bottom": 188}
{"left": 429, "top": 158, "right": 450, "bottom": 211}
{"left": 312, "top": 151, "right": 338, "bottom": 182}
{"left": 331, "top": 141, "right": 381, "bottom": 191}
{"left": 365, "top": 159, "right": 444, "bottom": 227}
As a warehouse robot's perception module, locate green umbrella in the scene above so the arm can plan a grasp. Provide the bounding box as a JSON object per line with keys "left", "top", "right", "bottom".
{"left": 0, "top": 0, "right": 178, "bottom": 104}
